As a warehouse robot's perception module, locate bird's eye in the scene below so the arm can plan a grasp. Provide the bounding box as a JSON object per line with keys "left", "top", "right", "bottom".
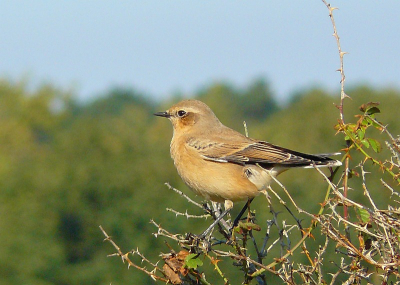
{"left": 177, "top": 110, "right": 187, "bottom": 117}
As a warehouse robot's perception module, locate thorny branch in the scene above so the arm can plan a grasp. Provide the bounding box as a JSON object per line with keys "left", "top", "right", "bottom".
{"left": 321, "top": 0, "right": 355, "bottom": 260}
{"left": 99, "top": 225, "right": 169, "bottom": 283}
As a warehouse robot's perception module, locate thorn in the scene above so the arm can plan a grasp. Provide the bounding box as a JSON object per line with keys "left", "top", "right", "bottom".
{"left": 343, "top": 93, "right": 351, "bottom": 99}
{"left": 107, "top": 253, "right": 119, "bottom": 257}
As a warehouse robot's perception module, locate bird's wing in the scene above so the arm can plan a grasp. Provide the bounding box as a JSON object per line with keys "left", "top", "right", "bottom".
{"left": 187, "top": 138, "right": 338, "bottom": 167}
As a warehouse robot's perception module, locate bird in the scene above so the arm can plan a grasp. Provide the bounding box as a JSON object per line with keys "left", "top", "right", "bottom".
{"left": 154, "top": 99, "right": 341, "bottom": 238}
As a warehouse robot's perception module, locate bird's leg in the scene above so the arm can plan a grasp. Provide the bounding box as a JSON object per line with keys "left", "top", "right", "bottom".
{"left": 328, "top": 166, "right": 334, "bottom": 180}
{"left": 198, "top": 200, "right": 233, "bottom": 239}
{"left": 232, "top": 198, "right": 254, "bottom": 229}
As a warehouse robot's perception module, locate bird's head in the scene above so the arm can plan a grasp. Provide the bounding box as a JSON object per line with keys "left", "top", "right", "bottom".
{"left": 154, "top": 99, "right": 221, "bottom": 133}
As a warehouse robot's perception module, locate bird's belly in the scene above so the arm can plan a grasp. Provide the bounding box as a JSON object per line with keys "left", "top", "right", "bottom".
{"left": 171, "top": 146, "right": 264, "bottom": 203}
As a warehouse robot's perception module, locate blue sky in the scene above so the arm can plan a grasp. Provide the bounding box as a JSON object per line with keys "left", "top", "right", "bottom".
{"left": 1, "top": 1, "right": 399, "bottom": 103}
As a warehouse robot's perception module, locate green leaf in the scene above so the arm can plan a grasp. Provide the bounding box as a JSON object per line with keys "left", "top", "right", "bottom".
{"left": 184, "top": 253, "right": 203, "bottom": 269}
{"left": 366, "top": 106, "right": 380, "bottom": 115}
{"left": 364, "top": 116, "right": 375, "bottom": 127}
{"left": 357, "top": 208, "right": 370, "bottom": 224}
{"left": 361, "top": 139, "right": 370, "bottom": 148}
{"left": 361, "top": 117, "right": 370, "bottom": 127}
{"left": 367, "top": 138, "right": 381, "bottom": 153}
{"left": 345, "top": 130, "right": 356, "bottom": 141}
{"left": 357, "top": 129, "right": 365, "bottom": 140}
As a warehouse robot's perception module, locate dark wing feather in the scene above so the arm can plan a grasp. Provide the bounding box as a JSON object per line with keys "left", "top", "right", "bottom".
{"left": 228, "top": 141, "right": 339, "bottom": 167}
{"left": 188, "top": 138, "right": 340, "bottom": 168}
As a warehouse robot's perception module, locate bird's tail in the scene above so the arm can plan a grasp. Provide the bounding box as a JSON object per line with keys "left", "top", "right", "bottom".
{"left": 302, "top": 152, "right": 342, "bottom": 168}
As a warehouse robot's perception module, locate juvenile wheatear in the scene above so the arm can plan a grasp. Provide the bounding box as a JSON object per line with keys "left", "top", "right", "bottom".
{"left": 155, "top": 99, "right": 341, "bottom": 237}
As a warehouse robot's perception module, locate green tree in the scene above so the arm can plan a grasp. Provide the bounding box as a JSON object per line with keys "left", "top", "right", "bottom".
{"left": 240, "top": 78, "right": 279, "bottom": 121}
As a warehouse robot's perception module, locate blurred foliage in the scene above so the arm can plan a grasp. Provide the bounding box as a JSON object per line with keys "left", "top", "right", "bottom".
{"left": 0, "top": 77, "right": 400, "bottom": 284}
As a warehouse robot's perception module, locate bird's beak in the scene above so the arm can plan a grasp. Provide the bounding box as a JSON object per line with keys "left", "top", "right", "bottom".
{"left": 154, "top": 111, "right": 171, "bottom": 118}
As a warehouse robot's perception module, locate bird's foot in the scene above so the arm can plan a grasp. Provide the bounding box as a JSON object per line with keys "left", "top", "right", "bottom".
{"left": 183, "top": 232, "right": 212, "bottom": 252}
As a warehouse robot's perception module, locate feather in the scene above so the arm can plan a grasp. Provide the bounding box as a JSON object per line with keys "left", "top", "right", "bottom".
{"left": 188, "top": 138, "right": 341, "bottom": 168}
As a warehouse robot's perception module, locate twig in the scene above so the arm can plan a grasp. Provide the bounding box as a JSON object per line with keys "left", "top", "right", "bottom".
{"left": 166, "top": 208, "right": 210, "bottom": 219}
{"left": 99, "top": 225, "right": 168, "bottom": 282}
{"left": 164, "top": 182, "right": 204, "bottom": 209}
{"left": 268, "top": 175, "right": 303, "bottom": 213}
{"left": 381, "top": 179, "right": 400, "bottom": 198}
{"left": 321, "top": 0, "right": 349, "bottom": 122}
